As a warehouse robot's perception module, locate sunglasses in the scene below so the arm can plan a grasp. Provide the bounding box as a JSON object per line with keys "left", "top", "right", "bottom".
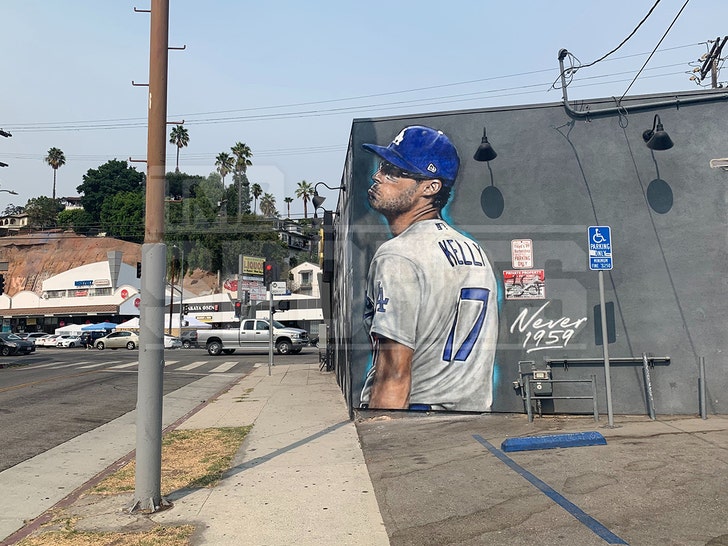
{"left": 378, "top": 161, "right": 429, "bottom": 181}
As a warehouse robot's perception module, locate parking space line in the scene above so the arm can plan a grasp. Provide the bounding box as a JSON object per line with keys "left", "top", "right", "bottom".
{"left": 473, "top": 434, "right": 628, "bottom": 545}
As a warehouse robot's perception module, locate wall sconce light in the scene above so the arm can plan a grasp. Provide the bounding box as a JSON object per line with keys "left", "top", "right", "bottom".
{"left": 473, "top": 126, "right": 498, "bottom": 162}
{"left": 642, "top": 114, "right": 674, "bottom": 151}
{"left": 312, "top": 181, "right": 346, "bottom": 211}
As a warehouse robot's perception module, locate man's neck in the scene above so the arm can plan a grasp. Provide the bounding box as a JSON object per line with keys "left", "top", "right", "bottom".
{"left": 387, "top": 207, "right": 439, "bottom": 237}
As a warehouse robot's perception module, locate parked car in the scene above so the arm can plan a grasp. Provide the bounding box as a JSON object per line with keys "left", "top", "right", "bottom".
{"left": 0, "top": 332, "right": 35, "bottom": 355}
{"left": 164, "top": 335, "right": 182, "bottom": 349}
{"left": 180, "top": 330, "right": 198, "bottom": 349}
{"left": 95, "top": 331, "right": 138, "bottom": 350}
{"left": 57, "top": 335, "right": 82, "bottom": 348}
{"left": 35, "top": 335, "right": 58, "bottom": 347}
{"left": 22, "top": 332, "right": 52, "bottom": 343}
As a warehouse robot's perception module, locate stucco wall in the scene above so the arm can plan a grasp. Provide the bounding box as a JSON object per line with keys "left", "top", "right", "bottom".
{"left": 334, "top": 89, "right": 728, "bottom": 415}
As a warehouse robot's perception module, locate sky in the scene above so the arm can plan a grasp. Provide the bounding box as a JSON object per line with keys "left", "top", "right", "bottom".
{"left": 2, "top": 0, "right": 727, "bottom": 218}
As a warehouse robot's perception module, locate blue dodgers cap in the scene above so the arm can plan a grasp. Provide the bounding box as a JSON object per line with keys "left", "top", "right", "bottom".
{"left": 362, "top": 125, "right": 460, "bottom": 184}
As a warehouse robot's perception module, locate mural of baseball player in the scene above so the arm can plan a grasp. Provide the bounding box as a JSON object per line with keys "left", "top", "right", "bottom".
{"left": 360, "top": 125, "right": 499, "bottom": 412}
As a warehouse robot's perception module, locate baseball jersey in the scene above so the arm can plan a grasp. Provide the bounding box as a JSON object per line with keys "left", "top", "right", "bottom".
{"left": 360, "top": 219, "right": 498, "bottom": 412}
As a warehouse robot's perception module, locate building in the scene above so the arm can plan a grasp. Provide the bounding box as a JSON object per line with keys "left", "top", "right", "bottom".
{"left": 0, "top": 253, "right": 140, "bottom": 333}
{"left": 329, "top": 87, "right": 728, "bottom": 415}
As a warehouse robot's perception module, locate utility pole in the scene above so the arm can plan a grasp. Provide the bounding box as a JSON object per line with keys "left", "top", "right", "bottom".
{"left": 131, "top": 0, "right": 169, "bottom": 514}
{"left": 693, "top": 37, "right": 727, "bottom": 88}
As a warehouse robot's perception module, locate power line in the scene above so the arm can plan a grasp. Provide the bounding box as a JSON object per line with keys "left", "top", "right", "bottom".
{"left": 6, "top": 43, "right": 702, "bottom": 134}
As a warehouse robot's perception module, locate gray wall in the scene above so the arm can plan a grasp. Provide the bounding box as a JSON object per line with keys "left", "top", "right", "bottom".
{"left": 331, "top": 89, "right": 728, "bottom": 416}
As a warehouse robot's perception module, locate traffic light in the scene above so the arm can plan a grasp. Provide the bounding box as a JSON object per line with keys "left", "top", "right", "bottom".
{"left": 264, "top": 261, "right": 274, "bottom": 286}
{"left": 0, "top": 274, "right": 5, "bottom": 295}
{"left": 183, "top": 304, "right": 189, "bottom": 315}
{"left": 234, "top": 300, "right": 242, "bottom": 319}
{"left": 136, "top": 261, "right": 142, "bottom": 278}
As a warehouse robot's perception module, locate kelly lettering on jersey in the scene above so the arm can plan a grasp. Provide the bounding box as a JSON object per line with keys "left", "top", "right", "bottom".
{"left": 438, "top": 239, "right": 486, "bottom": 268}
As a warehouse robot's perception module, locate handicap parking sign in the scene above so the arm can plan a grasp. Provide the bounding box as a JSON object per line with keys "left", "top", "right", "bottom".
{"left": 588, "top": 226, "right": 613, "bottom": 270}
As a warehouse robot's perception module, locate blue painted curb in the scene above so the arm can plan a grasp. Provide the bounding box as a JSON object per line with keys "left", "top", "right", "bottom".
{"left": 501, "top": 431, "right": 607, "bottom": 452}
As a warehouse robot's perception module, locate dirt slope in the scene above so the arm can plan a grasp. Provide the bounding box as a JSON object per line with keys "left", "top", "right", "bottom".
{"left": 0, "top": 232, "right": 218, "bottom": 297}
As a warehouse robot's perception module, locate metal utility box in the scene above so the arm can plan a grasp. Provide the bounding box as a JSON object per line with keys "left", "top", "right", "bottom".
{"left": 532, "top": 368, "right": 553, "bottom": 396}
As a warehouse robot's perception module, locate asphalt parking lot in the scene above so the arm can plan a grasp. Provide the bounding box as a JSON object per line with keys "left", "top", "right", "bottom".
{"left": 355, "top": 411, "right": 728, "bottom": 546}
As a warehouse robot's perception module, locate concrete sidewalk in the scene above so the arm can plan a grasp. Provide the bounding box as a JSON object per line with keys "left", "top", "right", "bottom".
{"left": 151, "top": 360, "right": 389, "bottom": 545}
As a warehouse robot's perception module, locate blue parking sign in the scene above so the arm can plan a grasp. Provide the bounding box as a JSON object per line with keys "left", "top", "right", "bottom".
{"left": 588, "top": 226, "right": 613, "bottom": 270}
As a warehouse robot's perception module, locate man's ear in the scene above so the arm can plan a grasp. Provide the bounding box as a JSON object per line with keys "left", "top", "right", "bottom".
{"left": 423, "top": 179, "right": 442, "bottom": 195}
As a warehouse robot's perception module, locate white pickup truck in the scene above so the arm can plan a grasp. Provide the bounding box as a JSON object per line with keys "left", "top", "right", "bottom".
{"left": 197, "top": 319, "right": 309, "bottom": 356}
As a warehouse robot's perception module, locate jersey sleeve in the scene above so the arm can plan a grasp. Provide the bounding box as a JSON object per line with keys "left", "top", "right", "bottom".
{"left": 366, "top": 252, "right": 422, "bottom": 349}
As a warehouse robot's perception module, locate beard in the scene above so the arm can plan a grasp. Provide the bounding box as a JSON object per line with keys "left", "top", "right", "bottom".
{"left": 368, "top": 183, "right": 419, "bottom": 216}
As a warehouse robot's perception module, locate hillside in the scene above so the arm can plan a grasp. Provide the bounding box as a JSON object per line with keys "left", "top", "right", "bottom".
{"left": 0, "top": 232, "right": 219, "bottom": 297}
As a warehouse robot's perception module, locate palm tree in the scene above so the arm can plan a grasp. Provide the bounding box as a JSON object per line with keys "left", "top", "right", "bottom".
{"left": 215, "top": 152, "right": 234, "bottom": 185}
{"left": 44, "top": 147, "right": 66, "bottom": 200}
{"left": 259, "top": 193, "right": 278, "bottom": 217}
{"left": 231, "top": 142, "right": 253, "bottom": 215}
{"left": 251, "top": 183, "right": 263, "bottom": 214}
{"left": 169, "top": 125, "right": 189, "bottom": 173}
{"left": 284, "top": 196, "right": 294, "bottom": 219}
{"left": 296, "top": 180, "right": 314, "bottom": 219}
{"left": 230, "top": 141, "right": 253, "bottom": 174}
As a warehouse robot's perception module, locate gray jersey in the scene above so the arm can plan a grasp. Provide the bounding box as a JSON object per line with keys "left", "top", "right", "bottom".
{"left": 361, "top": 219, "right": 498, "bottom": 412}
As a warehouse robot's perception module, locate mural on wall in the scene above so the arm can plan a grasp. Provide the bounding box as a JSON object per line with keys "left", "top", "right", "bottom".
{"left": 333, "top": 89, "right": 728, "bottom": 417}
{"left": 358, "top": 126, "right": 499, "bottom": 412}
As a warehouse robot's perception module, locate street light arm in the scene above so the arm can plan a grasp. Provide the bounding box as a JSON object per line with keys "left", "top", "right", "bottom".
{"left": 312, "top": 182, "right": 345, "bottom": 211}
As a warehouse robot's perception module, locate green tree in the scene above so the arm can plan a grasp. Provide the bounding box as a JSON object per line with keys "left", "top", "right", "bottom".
{"left": 44, "top": 147, "right": 66, "bottom": 200}
{"left": 57, "top": 208, "right": 95, "bottom": 235}
{"left": 295, "top": 180, "right": 314, "bottom": 219}
{"left": 259, "top": 193, "right": 277, "bottom": 217}
{"left": 2, "top": 204, "right": 23, "bottom": 216}
{"left": 25, "top": 196, "right": 63, "bottom": 229}
{"left": 251, "top": 183, "right": 262, "bottom": 214}
{"left": 284, "top": 196, "right": 293, "bottom": 219}
{"left": 169, "top": 125, "right": 189, "bottom": 173}
{"left": 77, "top": 159, "right": 145, "bottom": 224}
{"left": 100, "top": 191, "right": 145, "bottom": 243}
{"left": 215, "top": 152, "right": 234, "bottom": 186}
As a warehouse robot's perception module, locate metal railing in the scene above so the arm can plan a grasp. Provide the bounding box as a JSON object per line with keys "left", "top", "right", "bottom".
{"left": 524, "top": 375, "right": 599, "bottom": 423}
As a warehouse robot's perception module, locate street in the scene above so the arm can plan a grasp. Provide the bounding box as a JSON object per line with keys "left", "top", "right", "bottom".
{"left": 0, "top": 345, "right": 317, "bottom": 472}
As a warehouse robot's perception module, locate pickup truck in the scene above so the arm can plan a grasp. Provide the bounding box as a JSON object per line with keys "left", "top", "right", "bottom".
{"left": 197, "top": 319, "right": 309, "bottom": 356}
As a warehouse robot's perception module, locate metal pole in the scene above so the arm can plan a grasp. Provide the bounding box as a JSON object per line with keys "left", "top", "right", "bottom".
{"left": 168, "top": 258, "right": 174, "bottom": 335}
{"left": 178, "top": 246, "right": 184, "bottom": 326}
{"left": 642, "top": 353, "right": 656, "bottom": 420}
{"left": 598, "top": 271, "right": 615, "bottom": 427}
{"left": 237, "top": 253, "right": 243, "bottom": 304}
{"left": 525, "top": 378, "right": 533, "bottom": 423}
{"left": 132, "top": 0, "right": 169, "bottom": 514}
{"left": 268, "top": 289, "right": 273, "bottom": 376}
{"left": 699, "top": 356, "right": 707, "bottom": 419}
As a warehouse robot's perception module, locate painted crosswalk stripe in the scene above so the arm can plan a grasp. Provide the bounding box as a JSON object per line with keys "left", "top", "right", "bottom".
{"left": 164, "top": 360, "right": 179, "bottom": 367}
{"left": 177, "top": 361, "right": 207, "bottom": 371}
{"left": 210, "top": 361, "right": 237, "bottom": 373}
{"left": 78, "top": 362, "right": 115, "bottom": 369}
{"left": 109, "top": 361, "right": 138, "bottom": 369}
